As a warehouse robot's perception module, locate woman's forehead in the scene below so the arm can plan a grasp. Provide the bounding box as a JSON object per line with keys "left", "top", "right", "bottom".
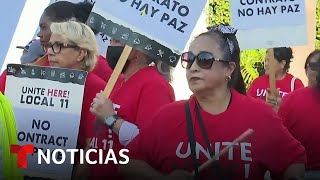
{"left": 39, "top": 14, "right": 52, "bottom": 25}
{"left": 189, "top": 35, "right": 224, "bottom": 58}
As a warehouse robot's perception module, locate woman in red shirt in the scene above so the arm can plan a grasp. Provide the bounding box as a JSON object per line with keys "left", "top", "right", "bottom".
{"left": 278, "top": 50, "right": 320, "bottom": 171}
{"left": 119, "top": 25, "right": 306, "bottom": 180}
{"left": 247, "top": 47, "right": 304, "bottom": 101}
{"left": 87, "top": 39, "right": 176, "bottom": 179}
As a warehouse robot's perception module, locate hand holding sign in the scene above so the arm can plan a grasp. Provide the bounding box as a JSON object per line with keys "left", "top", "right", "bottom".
{"left": 90, "top": 91, "right": 115, "bottom": 120}
{"left": 266, "top": 88, "right": 281, "bottom": 112}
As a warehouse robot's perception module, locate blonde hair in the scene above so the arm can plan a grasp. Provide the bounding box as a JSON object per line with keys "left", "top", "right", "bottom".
{"left": 50, "top": 20, "right": 98, "bottom": 71}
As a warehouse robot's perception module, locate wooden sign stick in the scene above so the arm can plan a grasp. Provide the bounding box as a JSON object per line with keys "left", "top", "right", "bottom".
{"left": 33, "top": 54, "right": 48, "bottom": 66}
{"left": 103, "top": 45, "right": 133, "bottom": 97}
{"left": 268, "top": 48, "right": 278, "bottom": 97}
{"left": 192, "top": 129, "right": 254, "bottom": 176}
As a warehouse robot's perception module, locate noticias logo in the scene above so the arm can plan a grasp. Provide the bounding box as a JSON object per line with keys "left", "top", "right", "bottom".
{"left": 10, "top": 144, "right": 130, "bottom": 168}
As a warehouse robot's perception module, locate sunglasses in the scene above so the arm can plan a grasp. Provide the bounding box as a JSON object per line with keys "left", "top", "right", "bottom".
{"left": 307, "top": 62, "right": 320, "bottom": 71}
{"left": 181, "top": 52, "right": 229, "bottom": 69}
{"left": 44, "top": 42, "right": 79, "bottom": 54}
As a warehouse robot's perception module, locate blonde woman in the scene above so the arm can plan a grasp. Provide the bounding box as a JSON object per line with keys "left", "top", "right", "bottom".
{"left": 44, "top": 20, "right": 106, "bottom": 166}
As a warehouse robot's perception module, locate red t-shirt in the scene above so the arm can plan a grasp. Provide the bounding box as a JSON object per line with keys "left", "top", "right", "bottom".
{"left": 88, "top": 66, "right": 175, "bottom": 179}
{"left": 0, "top": 70, "right": 7, "bottom": 94}
{"left": 91, "top": 55, "right": 117, "bottom": 83}
{"left": 128, "top": 90, "right": 306, "bottom": 180}
{"left": 278, "top": 87, "right": 320, "bottom": 171}
{"left": 78, "top": 72, "right": 106, "bottom": 148}
{"left": 247, "top": 73, "right": 304, "bottom": 101}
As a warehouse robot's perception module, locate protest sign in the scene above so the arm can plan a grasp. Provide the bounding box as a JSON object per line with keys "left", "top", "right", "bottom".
{"left": 5, "top": 64, "right": 87, "bottom": 179}
{"left": 87, "top": 0, "right": 207, "bottom": 67}
{"left": 230, "top": 0, "right": 307, "bottom": 50}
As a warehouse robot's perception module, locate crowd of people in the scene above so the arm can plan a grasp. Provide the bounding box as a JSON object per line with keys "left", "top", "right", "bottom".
{"left": 1, "top": 0, "right": 320, "bottom": 180}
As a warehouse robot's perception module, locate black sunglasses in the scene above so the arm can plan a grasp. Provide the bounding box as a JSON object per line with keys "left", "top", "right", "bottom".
{"left": 44, "top": 42, "right": 79, "bottom": 54}
{"left": 181, "top": 52, "right": 229, "bottom": 69}
{"left": 307, "top": 62, "right": 320, "bottom": 71}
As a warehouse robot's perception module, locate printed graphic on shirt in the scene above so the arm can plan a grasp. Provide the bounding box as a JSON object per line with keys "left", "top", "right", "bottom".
{"left": 174, "top": 141, "right": 252, "bottom": 179}
{"left": 255, "top": 88, "right": 288, "bottom": 98}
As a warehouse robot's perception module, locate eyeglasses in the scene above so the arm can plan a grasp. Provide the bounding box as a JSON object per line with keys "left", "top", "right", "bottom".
{"left": 44, "top": 42, "right": 79, "bottom": 54}
{"left": 181, "top": 52, "right": 229, "bottom": 69}
{"left": 307, "top": 62, "right": 320, "bottom": 71}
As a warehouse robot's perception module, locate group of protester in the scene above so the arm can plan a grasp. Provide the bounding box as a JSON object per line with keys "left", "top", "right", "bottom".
{"left": 1, "top": 0, "right": 320, "bottom": 180}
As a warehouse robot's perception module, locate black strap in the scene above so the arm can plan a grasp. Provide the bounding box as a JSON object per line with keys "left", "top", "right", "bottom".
{"left": 195, "top": 105, "right": 214, "bottom": 157}
{"left": 193, "top": 94, "right": 232, "bottom": 158}
{"left": 194, "top": 103, "right": 215, "bottom": 179}
{"left": 184, "top": 95, "right": 232, "bottom": 179}
{"left": 185, "top": 100, "right": 199, "bottom": 180}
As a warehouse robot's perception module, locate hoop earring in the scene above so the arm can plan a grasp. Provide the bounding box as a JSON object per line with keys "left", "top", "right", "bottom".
{"left": 226, "top": 75, "right": 232, "bottom": 81}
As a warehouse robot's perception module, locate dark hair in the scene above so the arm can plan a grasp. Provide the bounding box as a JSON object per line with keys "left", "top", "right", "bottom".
{"left": 44, "top": 1, "right": 98, "bottom": 34}
{"left": 76, "top": 1, "right": 99, "bottom": 34}
{"left": 197, "top": 26, "right": 246, "bottom": 95}
{"left": 305, "top": 50, "right": 320, "bottom": 89}
{"left": 43, "top": 1, "right": 77, "bottom": 22}
{"left": 305, "top": 50, "right": 320, "bottom": 69}
{"left": 271, "top": 47, "right": 293, "bottom": 72}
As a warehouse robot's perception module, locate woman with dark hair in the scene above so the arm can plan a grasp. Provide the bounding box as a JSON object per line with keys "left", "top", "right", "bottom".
{"left": 37, "top": 1, "right": 78, "bottom": 46}
{"left": 118, "top": 25, "right": 306, "bottom": 180}
{"left": 278, "top": 50, "right": 320, "bottom": 171}
{"left": 247, "top": 47, "right": 304, "bottom": 101}
{"left": 304, "top": 50, "right": 320, "bottom": 87}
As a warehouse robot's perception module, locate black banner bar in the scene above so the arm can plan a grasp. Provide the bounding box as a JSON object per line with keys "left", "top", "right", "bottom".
{"left": 7, "top": 64, "right": 88, "bottom": 85}
{"left": 87, "top": 12, "right": 180, "bottom": 67}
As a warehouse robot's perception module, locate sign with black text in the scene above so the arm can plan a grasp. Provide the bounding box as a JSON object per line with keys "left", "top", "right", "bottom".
{"left": 5, "top": 64, "right": 87, "bottom": 180}
{"left": 230, "top": 0, "right": 307, "bottom": 49}
{"left": 87, "top": 0, "right": 207, "bottom": 67}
